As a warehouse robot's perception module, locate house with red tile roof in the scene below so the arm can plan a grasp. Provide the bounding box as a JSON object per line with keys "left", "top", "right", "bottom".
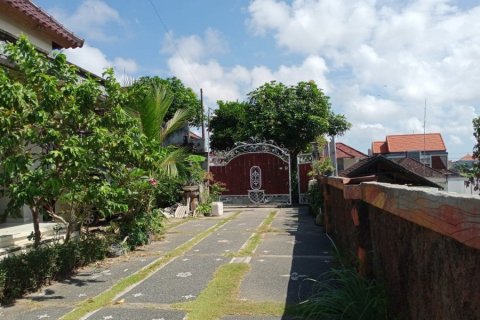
{"left": 335, "top": 142, "right": 368, "bottom": 171}
{"left": 371, "top": 133, "right": 448, "bottom": 171}
{"left": 0, "top": 0, "right": 83, "bottom": 52}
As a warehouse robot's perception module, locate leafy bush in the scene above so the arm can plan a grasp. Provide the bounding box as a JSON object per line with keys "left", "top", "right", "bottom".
{"left": 155, "top": 177, "right": 182, "bottom": 208}
{"left": 307, "top": 179, "right": 323, "bottom": 217}
{"left": 299, "top": 268, "right": 389, "bottom": 320}
{"left": 195, "top": 202, "right": 212, "bottom": 216}
{"left": 118, "top": 210, "right": 164, "bottom": 249}
{"left": 0, "top": 235, "right": 110, "bottom": 305}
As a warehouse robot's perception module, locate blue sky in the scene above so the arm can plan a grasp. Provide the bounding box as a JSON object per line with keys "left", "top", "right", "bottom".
{"left": 35, "top": 0, "right": 480, "bottom": 160}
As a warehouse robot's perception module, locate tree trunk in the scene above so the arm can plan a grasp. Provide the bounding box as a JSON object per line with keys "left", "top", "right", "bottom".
{"left": 64, "top": 222, "right": 72, "bottom": 243}
{"left": 31, "top": 206, "right": 42, "bottom": 247}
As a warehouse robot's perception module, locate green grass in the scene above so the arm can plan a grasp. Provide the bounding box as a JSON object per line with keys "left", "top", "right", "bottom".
{"left": 173, "top": 263, "right": 284, "bottom": 320}
{"left": 230, "top": 210, "right": 277, "bottom": 257}
{"left": 60, "top": 212, "right": 240, "bottom": 320}
{"left": 292, "top": 267, "right": 389, "bottom": 320}
{"left": 171, "top": 210, "right": 285, "bottom": 319}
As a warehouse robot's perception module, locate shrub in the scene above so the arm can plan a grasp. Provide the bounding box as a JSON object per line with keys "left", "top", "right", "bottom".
{"left": 118, "top": 210, "right": 164, "bottom": 249}
{"left": 307, "top": 179, "right": 323, "bottom": 217}
{"left": 195, "top": 202, "right": 212, "bottom": 216}
{"left": 0, "top": 235, "right": 110, "bottom": 305}
{"left": 299, "top": 267, "right": 389, "bottom": 320}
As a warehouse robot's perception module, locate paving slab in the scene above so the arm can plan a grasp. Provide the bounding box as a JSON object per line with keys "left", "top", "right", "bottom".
{"left": 240, "top": 256, "right": 331, "bottom": 303}
{"left": 187, "top": 212, "right": 267, "bottom": 255}
{"left": 87, "top": 307, "right": 186, "bottom": 320}
{"left": 221, "top": 316, "right": 300, "bottom": 320}
{"left": 120, "top": 253, "right": 225, "bottom": 304}
{"left": 3, "top": 216, "right": 226, "bottom": 319}
{"left": 1, "top": 306, "right": 72, "bottom": 320}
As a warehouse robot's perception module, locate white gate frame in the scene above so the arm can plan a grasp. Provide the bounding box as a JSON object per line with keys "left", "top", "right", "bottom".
{"left": 209, "top": 139, "right": 291, "bottom": 205}
{"left": 297, "top": 153, "right": 313, "bottom": 204}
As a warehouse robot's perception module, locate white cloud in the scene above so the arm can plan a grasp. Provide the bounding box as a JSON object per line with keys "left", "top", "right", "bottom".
{"left": 247, "top": 0, "right": 480, "bottom": 156}
{"left": 161, "top": 28, "right": 228, "bottom": 61}
{"left": 113, "top": 57, "right": 138, "bottom": 74}
{"left": 162, "top": 30, "right": 331, "bottom": 107}
{"left": 49, "top": 0, "right": 122, "bottom": 42}
{"left": 64, "top": 43, "right": 137, "bottom": 82}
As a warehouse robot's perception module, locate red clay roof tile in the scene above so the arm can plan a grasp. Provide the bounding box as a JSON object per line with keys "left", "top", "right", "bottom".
{"left": 2, "top": 0, "right": 83, "bottom": 49}
{"left": 372, "top": 141, "right": 388, "bottom": 154}
{"left": 336, "top": 142, "right": 367, "bottom": 159}
{"left": 386, "top": 133, "right": 446, "bottom": 152}
{"left": 372, "top": 133, "right": 446, "bottom": 154}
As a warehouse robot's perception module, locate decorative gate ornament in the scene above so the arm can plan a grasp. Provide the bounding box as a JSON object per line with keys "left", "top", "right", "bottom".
{"left": 248, "top": 166, "right": 265, "bottom": 203}
{"left": 209, "top": 138, "right": 291, "bottom": 205}
{"left": 250, "top": 166, "right": 262, "bottom": 189}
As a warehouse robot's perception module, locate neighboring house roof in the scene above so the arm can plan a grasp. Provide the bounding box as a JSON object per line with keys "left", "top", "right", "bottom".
{"left": 339, "top": 155, "right": 443, "bottom": 189}
{"left": 372, "top": 141, "right": 388, "bottom": 154}
{"left": 394, "top": 157, "right": 444, "bottom": 178}
{"left": 336, "top": 142, "right": 367, "bottom": 159}
{"left": 372, "top": 133, "right": 446, "bottom": 154}
{"left": 460, "top": 154, "right": 475, "bottom": 161}
{"left": 1, "top": 0, "right": 84, "bottom": 49}
{"left": 189, "top": 131, "right": 202, "bottom": 140}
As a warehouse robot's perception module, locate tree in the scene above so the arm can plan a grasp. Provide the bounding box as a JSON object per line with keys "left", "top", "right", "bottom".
{"left": 465, "top": 116, "right": 480, "bottom": 192}
{"left": 245, "top": 81, "right": 350, "bottom": 155}
{"left": 132, "top": 76, "right": 202, "bottom": 127}
{"left": 0, "top": 37, "right": 118, "bottom": 245}
{"left": 0, "top": 37, "right": 180, "bottom": 245}
{"left": 209, "top": 80, "right": 350, "bottom": 202}
{"left": 209, "top": 101, "right": 250, "bottom": 150}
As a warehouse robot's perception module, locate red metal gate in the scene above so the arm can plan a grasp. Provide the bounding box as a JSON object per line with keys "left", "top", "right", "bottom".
{"left": 209, "top": 140, "right": 291, "bottom": 205}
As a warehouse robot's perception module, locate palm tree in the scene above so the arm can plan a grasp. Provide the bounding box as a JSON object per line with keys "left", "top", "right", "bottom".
{"left": 124, "top": 82, "right": 192, "bottom": 177}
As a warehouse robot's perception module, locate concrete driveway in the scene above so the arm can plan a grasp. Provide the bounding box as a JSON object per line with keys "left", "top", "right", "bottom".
{"left": 2, "top": 206, "right": 332, "bottom": 320}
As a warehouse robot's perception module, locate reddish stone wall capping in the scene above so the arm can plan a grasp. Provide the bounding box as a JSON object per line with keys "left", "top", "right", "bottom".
{"left": 326, "top": 179, "right": 480, "bottom": 250}
{"left": 361, "top": 182, "right": 480, "bottom": 250}
{"left": 322, "top": 178, "right": 480, "bottom": 319}
{"left": 343, "top": 184, "right": 361, "bottom": 200}
{"left": 326, "top": 176, "right": 344, "bottom": 190}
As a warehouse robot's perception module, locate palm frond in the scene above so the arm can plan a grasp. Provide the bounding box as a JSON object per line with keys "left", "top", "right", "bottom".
{"left": 158, "top": 148, "right": 188, "bottom": 178}
{"left": 141, "top": 84, "right": 173, "bottom": 141}
{"left": 159, "top": 108, "right": 191, "bottom": 144}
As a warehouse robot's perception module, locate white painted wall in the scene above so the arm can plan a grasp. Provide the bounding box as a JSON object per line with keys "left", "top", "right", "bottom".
{"left": 447, "top": 177, "right": 476, "bottom": 195}
{"left": 0, "top": 10, "right": 52, "bottom": 52}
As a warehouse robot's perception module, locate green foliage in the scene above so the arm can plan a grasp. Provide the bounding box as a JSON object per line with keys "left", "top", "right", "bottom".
{"left": 118, "top": 209, "right": 164, "bottom": 249}
{"left": 195, "top": 181, "right": 227, "bottom": 216}
{"left": 309, "top": 158, "right": 334, "bottom": 177}
{"left": 196, "top": 202, "right": 213, "bottom": 216}
{"left": 0, "top": 37, "right": 198, "bottom": 246}
{"left": 130, "top": 76, "right": 202, "bottom": 126}
{"left": 465, "top": 116, "right": 480, "bottom": 193}
{"left": 307, "top": 180, "right": 323, "bottom": 217}
{"left": 210, "top": 81, "right": 351, "bottom": 155}
{"left": 210, "top": 181, "right": 227, "bottom": 201}
{"left": 0, "top": 235, "right": 110, "bottom": 305}
{"left": 209, "top": 101, "right": 250, "bottom": 150}
{"left": 298, "top": 268, "right": 389, "bottom": 320}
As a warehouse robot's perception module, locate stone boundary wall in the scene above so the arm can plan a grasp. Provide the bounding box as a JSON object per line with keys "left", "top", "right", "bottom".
{"left": 321, "top": 177, "right": 480, "bottom": 319}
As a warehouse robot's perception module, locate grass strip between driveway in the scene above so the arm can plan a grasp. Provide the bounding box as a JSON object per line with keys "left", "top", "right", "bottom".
{"left": 174, "top": 263, "right": 284, "bottom": 320}
{"left": 229, "top": 210, "right": 277, "bottom": 257}
{"left": 61, "top": 212, "right": 240, "bottom": 320}
{"left": 173, "top": 210, "right": 286, "bottom": 319}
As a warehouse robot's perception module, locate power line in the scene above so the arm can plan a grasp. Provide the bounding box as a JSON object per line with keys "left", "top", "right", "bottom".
{"left": 147, "top": 0, "right": 201, "bottom": 90}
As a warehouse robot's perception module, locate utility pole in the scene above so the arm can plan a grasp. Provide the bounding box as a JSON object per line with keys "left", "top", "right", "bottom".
{"left": 200, "top": 88, "right": 206, "bottom": 152}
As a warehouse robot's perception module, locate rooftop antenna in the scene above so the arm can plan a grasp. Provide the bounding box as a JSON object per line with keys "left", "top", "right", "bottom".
{"left": 423, "top": 98, "right": 427, "bottom": 176}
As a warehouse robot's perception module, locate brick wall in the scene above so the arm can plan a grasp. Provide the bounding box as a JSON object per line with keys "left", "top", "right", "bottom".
{"left": 321, "top": 177, "right": 480, "bottom": 320}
